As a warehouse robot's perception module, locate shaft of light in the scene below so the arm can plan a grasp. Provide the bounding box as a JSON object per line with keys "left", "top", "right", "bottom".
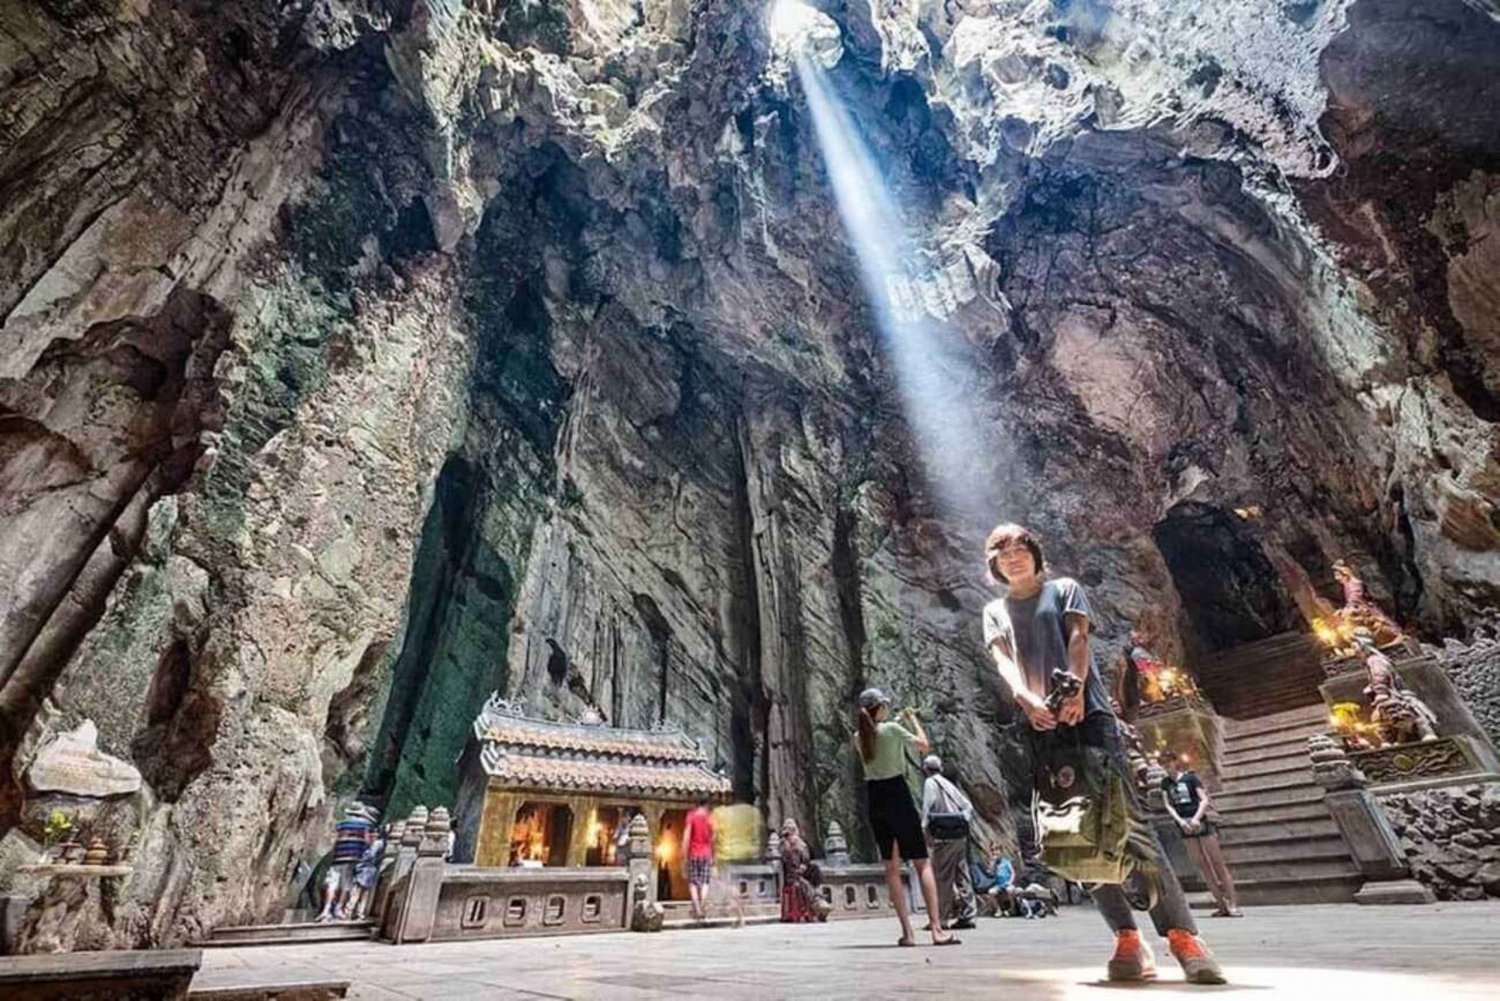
{"left": 795, "top": 55, "right": 992, "bottom": 521}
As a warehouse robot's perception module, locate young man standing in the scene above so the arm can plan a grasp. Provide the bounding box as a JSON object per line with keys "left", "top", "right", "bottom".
{"left": 1161, "top": 753, "right": 1241, "bottom": 917}
{"left": 683, "top": 795, "right": 716, "bottom": 920}
{"left": 981, "top": 523, "right": 1225, "bottom": 984}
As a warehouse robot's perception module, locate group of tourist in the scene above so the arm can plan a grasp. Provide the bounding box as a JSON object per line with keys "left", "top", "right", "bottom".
{"left": 850, "top": 523, "right": 1229, "bottom": 984}
{"left": 317, "top": 802, "right": 386, "bottom": 923}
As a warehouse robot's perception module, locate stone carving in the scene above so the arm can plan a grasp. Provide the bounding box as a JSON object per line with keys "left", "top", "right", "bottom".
{"left": 25, "top": 721, "right": 141, "bottom": 799}
{"left": 823, "top": 821, "right": 850, "bottom": 868}
{"left": 1352, "top": 737, "right": 1482, "bottom": 785}
{"left": 764, "top": 830, "right": 781, "bottom": 864}
{"left": 630, "top": 873, "right": 664, "bottom": 932}
{"left": 1309, "top": 734, "right": 1367, "bottom": 790}
{"left": 1333, "top": 562, "right": 1405, "bottom": 648}
{"left": 1355, "top": 631, "right": 1440, "bottom": 745}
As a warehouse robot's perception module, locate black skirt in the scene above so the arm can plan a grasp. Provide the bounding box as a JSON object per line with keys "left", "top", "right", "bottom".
{"left": 866, "top": 775, "right": 928, "bottom": 861}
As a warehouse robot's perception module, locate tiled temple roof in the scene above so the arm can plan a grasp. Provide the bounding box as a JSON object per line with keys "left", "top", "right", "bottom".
{"left": 471, "top": 693, "right": 731, "bottom": 799}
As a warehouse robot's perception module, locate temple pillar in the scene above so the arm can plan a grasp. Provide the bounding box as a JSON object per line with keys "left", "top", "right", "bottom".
{"left": 627, "top": 814, "right": 663, "bottom": 931}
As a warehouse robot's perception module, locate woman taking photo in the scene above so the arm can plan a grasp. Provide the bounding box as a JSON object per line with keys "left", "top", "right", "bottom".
{"left": 856, "top": 687, "right": 960, "bottom": 947}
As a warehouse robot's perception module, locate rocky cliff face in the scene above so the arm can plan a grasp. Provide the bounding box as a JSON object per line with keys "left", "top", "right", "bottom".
{"left": 2, "top": 0, "right": 1498, "bottom": 943}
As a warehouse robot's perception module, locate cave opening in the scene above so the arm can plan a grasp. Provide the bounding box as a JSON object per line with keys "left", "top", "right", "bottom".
{"left": 1151, "top": 502, "right": 1319, "bottom": 717}
{"left": 1153, "top": 502, "right": 1300, "bottom": 652}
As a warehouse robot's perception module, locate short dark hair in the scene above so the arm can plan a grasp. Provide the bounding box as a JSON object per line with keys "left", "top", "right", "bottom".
{"left": 984, "top": 523, "right": 1045, "bottom": 584}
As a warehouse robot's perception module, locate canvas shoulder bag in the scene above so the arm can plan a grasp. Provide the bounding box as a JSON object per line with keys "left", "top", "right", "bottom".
{"left": 1031, "top": 731, "right": 1130, "bottom": 885}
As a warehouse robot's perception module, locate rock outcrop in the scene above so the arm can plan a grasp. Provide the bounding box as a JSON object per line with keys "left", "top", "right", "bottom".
{"left": 2, "top": 0, "right": 1498, "bottom": 942}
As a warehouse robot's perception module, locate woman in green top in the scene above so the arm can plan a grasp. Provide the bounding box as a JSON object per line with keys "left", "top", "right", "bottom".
{"left": 856, "top": 687, "right": 961, "bottom": 947}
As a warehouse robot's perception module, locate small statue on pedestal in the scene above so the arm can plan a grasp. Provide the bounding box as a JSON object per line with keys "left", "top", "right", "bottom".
{"left": 630, "top": 874, "right": 664, "bottom": 932}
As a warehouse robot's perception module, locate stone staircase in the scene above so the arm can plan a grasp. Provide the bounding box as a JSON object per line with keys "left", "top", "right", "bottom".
{"left": 1194, "top": 632, "right": 1327, "bottom": 719}
{"left": 1206, "top": 704, "right": 1364, "bottom": 905}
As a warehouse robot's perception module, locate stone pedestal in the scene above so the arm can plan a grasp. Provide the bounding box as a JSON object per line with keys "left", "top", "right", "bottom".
{"left": 1136, "top": 701, "right": 1225, "bottom": 790}
{"left": 1353, "top": 879, "right": 1435, "bottom": 905}
{"left": 1323, "top": 789, "right": 1409, "bottom": 882}
{"left": 1320, "top": 656, "right": 1499, "bottom": 773}
{"left": 1307, "top": 737, "right": 1431, "bottom": 905}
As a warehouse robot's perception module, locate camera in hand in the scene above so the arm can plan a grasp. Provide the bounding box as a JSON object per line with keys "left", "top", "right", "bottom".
{"left": 1045, "top": 669, "right": 1082, "bottom": 714}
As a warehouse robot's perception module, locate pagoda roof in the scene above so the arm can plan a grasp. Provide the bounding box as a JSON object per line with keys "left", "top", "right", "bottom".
{"left": 470, "top": 694, "right": 731, "bottom": 800}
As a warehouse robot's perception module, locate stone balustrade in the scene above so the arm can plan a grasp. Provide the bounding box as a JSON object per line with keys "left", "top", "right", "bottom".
{"left": 816, "top": 864, "right": 922, "bottom": 920}
{"left": 380, "top": 806, "right": 921, "bottom": 941}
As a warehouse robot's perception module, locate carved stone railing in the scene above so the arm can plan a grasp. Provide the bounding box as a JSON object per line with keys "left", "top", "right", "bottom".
{"left": 1349, "top": 734, "right": 1497, "bottom": 789}
{"left": 817, "top": 864, "right": 923, "bottom": 920}
{"left": 408, "top": 867, "right": 631, "bottom": 941}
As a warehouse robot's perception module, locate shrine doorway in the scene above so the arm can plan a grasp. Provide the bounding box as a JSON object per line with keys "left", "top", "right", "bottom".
{"left": 510, "top": 802, "right": 574, "bottom": 867}
{"left": 585, "top": 805, "right": 641, "bottom": 866}
{"left": 655, "top": 808, "right": 689, "bottom": 901}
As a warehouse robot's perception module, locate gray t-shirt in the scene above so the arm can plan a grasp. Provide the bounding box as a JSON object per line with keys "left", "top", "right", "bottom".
{"left": 982, "top": 577, "right": 1112, "bottom": 719}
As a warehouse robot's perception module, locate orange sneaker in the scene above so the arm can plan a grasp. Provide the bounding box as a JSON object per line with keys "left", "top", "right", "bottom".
{"left": 1107, "top": 928, "right": 1157, "bottom": 982}
{"left": 1167, "top": 928, "right": 1227, "bottom": 984}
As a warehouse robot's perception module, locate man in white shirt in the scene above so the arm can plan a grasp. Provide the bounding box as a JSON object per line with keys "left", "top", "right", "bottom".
{"left": 920, "top": 754, "right": 978, "bottom": 930}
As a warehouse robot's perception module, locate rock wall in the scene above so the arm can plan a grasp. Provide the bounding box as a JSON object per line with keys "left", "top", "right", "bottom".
{"left": 2, "top": 0, "right": 1499, "bottom": 942}
{"left": 1437, "top": 638, "right": 1500, "bottom": 750}
{"left": 1379, "top": 783, "right": 1500, "bottom": 901}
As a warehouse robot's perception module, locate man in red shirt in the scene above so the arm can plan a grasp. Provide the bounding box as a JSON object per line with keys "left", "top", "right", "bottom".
{"left": 683, "top": 796, "right": 715, "bottom": 919}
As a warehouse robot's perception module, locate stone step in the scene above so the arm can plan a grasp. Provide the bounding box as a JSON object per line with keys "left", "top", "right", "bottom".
{"left": 1214, "top": 873, "right": 1364, "bottom": 906}
{"left": 1219, "top": 835, "right": 1350, "bottom": 866}
{"left": 203, "top": 921, "right": 375, "bottom": 948}
{"left": 1215, "top": 799, "right": 1333, "bottom": 826}
{"left": 1222, "top": 722, "right": 1327, "bottom": 751}
{"left": 1217, "top": 815, "right": 1340, "bottom": 844}
{"left": 1216, "top": 698, "right": 1324, "bottom": 721}
{"left": 1214, "top": 783, "right": 1325, "bottom": 813}
{"left": 1221, "top": 741, "right": 1312, "bottom": 770}
{"left": 1222, "top": 704, "right": 1330, "bottom": 738}
{"left": 1218, "top": 768, "right": 1319, "bottom": 795}
{"left": 1226, "top": 855, "right": 1361, "bottom": 884}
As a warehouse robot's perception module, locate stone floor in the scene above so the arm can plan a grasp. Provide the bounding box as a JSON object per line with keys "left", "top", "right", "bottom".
{"left": 197, "top": 902, "right": 1500, "bottom": 1000}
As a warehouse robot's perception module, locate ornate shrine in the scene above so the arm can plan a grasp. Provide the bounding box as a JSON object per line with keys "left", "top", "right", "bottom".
{"left": 452, "top": 695, "right": 731, "bottom": 891}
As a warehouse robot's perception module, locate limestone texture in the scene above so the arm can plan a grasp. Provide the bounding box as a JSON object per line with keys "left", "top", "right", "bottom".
{"left": 1, "top": 0, "right": 1499, "bottom": 943}
{"left": 1378, "top": 783, "right": 1500, "bottom": 900}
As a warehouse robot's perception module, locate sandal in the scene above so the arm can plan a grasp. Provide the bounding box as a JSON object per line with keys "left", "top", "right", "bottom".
{"left": 897, "top": 936, "right": 916, "bottom": 947}
{"left": 931, "top": 935, "right": 962, "bottom": 946}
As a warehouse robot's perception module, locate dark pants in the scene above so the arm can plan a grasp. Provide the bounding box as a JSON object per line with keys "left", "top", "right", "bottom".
{"left": 929, "top": 837, "right": 977, "bottom": 924}
{"left": 1028, "top": 715, "right": 1197, "bottom": 936}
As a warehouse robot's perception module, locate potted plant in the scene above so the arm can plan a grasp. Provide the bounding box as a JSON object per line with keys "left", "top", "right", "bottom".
{"left": 41, "top": 810, "right": 78, "bottom": 864}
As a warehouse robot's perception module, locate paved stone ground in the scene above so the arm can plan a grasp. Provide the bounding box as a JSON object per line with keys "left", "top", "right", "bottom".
{"left": 197, "top": 902, "right": 1500, "bottom": 1000}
